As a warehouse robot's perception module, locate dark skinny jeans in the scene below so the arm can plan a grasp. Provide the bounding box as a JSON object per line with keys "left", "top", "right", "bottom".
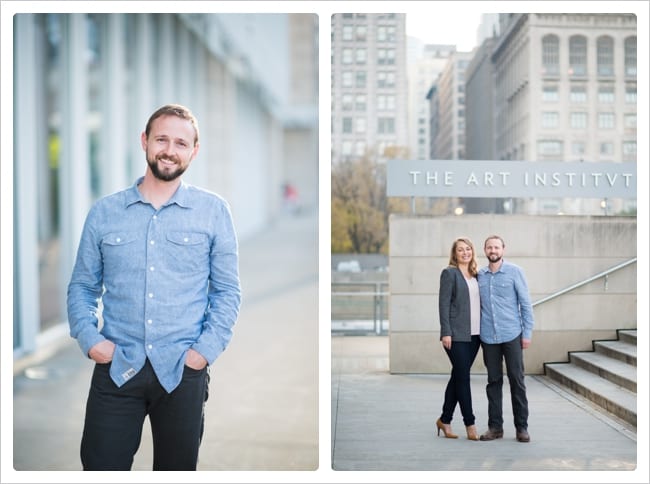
{"left": 440, "top": 335, "right": 481, "bottom": 426}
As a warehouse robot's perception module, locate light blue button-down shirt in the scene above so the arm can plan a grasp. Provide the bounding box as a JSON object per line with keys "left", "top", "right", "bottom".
{"left": 67, "top": 177, "right": 241, "bottom": 392}
{"left": 478, "top": 260, "right": 534, "bottom": 344}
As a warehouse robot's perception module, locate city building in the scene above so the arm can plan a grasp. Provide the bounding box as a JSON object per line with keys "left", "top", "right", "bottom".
{"left": 331, "top": 13, "right": 409, "bottom": 163}
{"left": 491, "top": 13, "right": 637, "bottom": 215}
{"left": 12, "top": 13, "right": 318, "bottom": 359}
{"left": 407, "top": 41, "right": 455, "bottom": 160}
{"left": 428, "top": 50, "right": 473, "bottom": 161}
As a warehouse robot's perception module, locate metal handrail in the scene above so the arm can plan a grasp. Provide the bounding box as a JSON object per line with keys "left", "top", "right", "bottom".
{"left": 532, "top": 257, "right": 637, "bottom": 307}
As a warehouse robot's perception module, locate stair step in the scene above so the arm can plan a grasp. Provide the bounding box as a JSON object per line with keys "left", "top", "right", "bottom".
{"left": 618, "top": 329, "right": 637, "bottom": 345}
{"left": 545, "top": 362, "right": 636, "bottom": 426}
{"left": 594, "top": 340, "right": 637, "bottom": 366}
{"left": 570, "top": 351, "right": 636, "bottom": 392}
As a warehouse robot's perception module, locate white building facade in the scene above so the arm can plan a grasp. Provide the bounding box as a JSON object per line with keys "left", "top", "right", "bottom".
{"left": 492, "top": 13, "right": 637, "bottom": 215}
{"left": 331, "top": 13, "right": 409, "bottom": 163}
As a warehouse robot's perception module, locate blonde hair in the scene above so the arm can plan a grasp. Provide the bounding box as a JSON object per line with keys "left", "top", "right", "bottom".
{"left": 448, "top": 237, "right": 478, "bottom": 277}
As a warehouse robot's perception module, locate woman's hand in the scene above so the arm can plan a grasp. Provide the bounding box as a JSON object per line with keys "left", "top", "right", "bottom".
{"left": 441, "top": 336, "right": 452, "bottom": 350}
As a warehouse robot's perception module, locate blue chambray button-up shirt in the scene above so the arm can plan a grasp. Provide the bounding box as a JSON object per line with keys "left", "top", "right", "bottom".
{"left": 67, "top": 177, "right": 241, "bottom": 393}
{"left": 478, "top": 260, "right": 534, "bottom": 344}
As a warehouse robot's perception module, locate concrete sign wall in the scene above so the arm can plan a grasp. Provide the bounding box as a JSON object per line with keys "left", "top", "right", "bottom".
{"left": 387, "top": 160, "right": 637, "bottom": 199}
{"left": 388, "top": 214, "right": 637, "bottom": 374}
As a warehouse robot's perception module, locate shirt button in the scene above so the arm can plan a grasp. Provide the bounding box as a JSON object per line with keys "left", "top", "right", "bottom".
{"left": 147, "top": 319, "right": 153, "bottom": 324}
{"left": 150, "top": 240, "right": 155, "bottom": 245}
{"left": 116, "top": 237, "right": 121, "bottom": 243}
{"left": 153, "top": 215, "right": 157, "bottom": 220}
{"left": 149, "top": 266, "right": 155, "bottom": 271}
{"left": 148, "top": 293, "right": 154, "bottom": 298}
{"left": 148, "top": 344, "right": 153, "bottom": 350}
{"left": 183, "top": 237, "right": 189, "bottom": 243}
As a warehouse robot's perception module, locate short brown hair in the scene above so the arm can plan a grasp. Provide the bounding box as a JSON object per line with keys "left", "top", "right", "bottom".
{"left": 145, "top": 104, "right": 199, "bottom": 145}
{"left": 484, "top": 235, "right": 505, "bottom": 249}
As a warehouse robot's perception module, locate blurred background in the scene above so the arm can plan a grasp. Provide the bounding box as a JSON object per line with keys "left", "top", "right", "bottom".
{"left": 11, "top": 12, "right": 319, "bottom": 471}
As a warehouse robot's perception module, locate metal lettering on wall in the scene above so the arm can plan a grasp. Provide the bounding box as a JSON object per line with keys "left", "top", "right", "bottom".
{"left": 386, "top": 160, "right": 637, "bottom": 199}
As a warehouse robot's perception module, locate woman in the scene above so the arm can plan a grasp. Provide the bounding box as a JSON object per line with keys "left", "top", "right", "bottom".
{"left": 436, "top": 237, "right": 481, "bottom": 441}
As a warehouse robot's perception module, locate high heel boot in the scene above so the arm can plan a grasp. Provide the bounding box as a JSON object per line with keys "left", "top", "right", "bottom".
{"left": 436, "top": 418, "right": 458, "bottom": 439}
{"left": 465, "top": 424, "right": 479, "bottom": 441}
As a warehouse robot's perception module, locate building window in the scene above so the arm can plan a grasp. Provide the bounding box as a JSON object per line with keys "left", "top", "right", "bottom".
{"left": 342, "top": 48, "right": 353, "bottom": 64}
{"left": 342, "top": 94, "right": 353, "bottom": 110}
{"left": 598, "top": 85, "right": 615, "bottom": 103}
{"left": 378, "top": 48, "right": 395, "bottom": 65}
{"left": 569, "top": 85, "right": 587, "bottom": 103}
{"left": 542, "top": 34, "right": 559, "bottom": 75}
{"left": 377, "top": 95, "right": 395, "bottom": 111}
{"left": 355, "top": 141, "right": 366, "bottom": 156}
{"left": 377, "top": 71, "right": 396, "bottom": 88}
{"left": 624, "top": 36, "right": 636, "bottom": 76}
{"left": 570, "top": 112, "right": 587, "bottom": 129}
{"left": 355, "top": 48, "right": 366, "bottom": 64}
{"left": 569, "top": 35, "right": 587, "bottom": 76}
{"left": 355, "top": 117, "right": 366, "bottom": 133}
{"left": 537, "top": 140, "right": 563, "bottom": 156}
{"left": 622, "top": 141, "right": 636, "bottom": 155}
{"left": 598, "top": 112, "right": 615, "bottom": 129}
{"left": 542, "top": 85, "right": 559, "bottom": 101}
{"left": 571, "top": 141, "right": 585, "bottom": 155}
{"left": 624, "top": 113, "right": 636, "bottom": 128}
{"left": 342, "top": 25, "right": 353, "bottom": 41}
{"left": 341, "top": 140, "right": 353, "bottom": 155}
{"left": 355, "top": 94, "right": 366, "bottom": 111}
{"left": 378, "top": 117, "right": 395, "bottom": 134}
{"left": 377, "top": 25, "right": 396, "bottom": 42}
{"left": 600, "top": 142, "right": 614, "bottom": 155}
{"left": 355, "top": 71, "right": 366, "bottom": 88}
{"left": 625, "top": 85, "right": 637, "bottom": 103}
{"left": 342, "top": 71, "right": 353, "bottom": 87}
{"left": 355, "top": 25, "right": 367, "bottom": 41}
{"left": 342, "top": 117, "right": 353, "bottom": 133}
{"left": 541, "top": 111, "right": 559, "bottom": 128}
{"left": 597, "top": 36, "right": 614, "bottom": 76}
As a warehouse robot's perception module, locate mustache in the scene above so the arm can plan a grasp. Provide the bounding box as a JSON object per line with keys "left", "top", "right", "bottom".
{"left": 155, "top": 153, "right": 180, "bottom": 164}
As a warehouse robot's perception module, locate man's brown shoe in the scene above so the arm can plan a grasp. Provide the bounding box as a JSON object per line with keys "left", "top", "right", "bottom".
{"left": 479, "top": 428, "right": 504, "bottom": 441}
{"left": 516, "top": 429, "right": 530, "bottom": 442}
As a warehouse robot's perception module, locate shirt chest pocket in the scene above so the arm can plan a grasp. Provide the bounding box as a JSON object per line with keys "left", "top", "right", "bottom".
{"left": 163, "top": 231, "right": 210, "bottom": 273}
{"left": 101, "top": 233, "right": 140, "bottom": 274}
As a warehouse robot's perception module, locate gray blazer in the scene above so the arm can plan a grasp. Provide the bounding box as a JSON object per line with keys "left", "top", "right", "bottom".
{"left": 438, "top": 266, "right": 474, "bottom": 342}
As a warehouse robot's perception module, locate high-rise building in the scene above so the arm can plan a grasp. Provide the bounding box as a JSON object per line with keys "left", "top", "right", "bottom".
{"left": 331, "top": 13, "right": 409, "bottom": 163}
{"left": 491, "top": 13, "right": 637, "bottom": 215}
{"left": 407, "top": 41, "right": 455, "bottom": 160}
{"left": 428, "top": 50, "right": 473, "bottom": 161}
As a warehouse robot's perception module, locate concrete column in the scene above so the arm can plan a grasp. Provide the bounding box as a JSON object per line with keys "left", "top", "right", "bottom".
{"left": 130, "top": 14, "right": 155, "bottom": 179}
{"left": 101, "top": 14, "right": 127, "bottom": 195}
{"left": 13, "top": 14, "right": 41, "bottom": 353}
{"left": 59, "top": 14, "right": 92, "bottom": 313}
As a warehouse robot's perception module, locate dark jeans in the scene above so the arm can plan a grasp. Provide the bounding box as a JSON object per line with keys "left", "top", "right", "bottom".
{"left": 80, "top": 359, "right": 209, "bottom": 470}
{"left": 481, "top": 335, "right": 529, "bottom": 431}
{"left": 441, "top": 335, "right": 481, "bottom": 426}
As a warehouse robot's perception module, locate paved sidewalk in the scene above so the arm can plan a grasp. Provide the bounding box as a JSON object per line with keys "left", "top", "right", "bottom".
{"left": 332, "top": 335, "right": 640, "bottom": 474}
{"left": 12, "top": 211, "right": 319, "bottom": 471}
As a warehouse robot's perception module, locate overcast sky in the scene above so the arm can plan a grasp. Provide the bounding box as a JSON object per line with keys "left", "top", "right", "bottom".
{"left": 405, "top": 10, "right": 483, "bottom": 51}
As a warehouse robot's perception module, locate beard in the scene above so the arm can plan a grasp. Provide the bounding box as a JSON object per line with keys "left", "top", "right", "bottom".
{"left": 147, "top": 153, "right": 187, "bottom": 182}
{"left": 487, "top": 254, "right": 502, "bottom": 263}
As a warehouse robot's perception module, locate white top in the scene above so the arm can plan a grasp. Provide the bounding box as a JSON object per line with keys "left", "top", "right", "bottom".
{"left": 466, "top": 276, "right": 481, "bottom": 336}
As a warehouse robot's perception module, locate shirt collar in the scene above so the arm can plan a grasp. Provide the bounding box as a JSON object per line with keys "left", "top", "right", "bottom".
{"left": 124, "top": 177, "right": 193, "bottom": 209}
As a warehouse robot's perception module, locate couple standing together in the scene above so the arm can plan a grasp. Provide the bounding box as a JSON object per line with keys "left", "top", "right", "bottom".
{"left": 437, "top": 235, "right": 534, "bottom": 443}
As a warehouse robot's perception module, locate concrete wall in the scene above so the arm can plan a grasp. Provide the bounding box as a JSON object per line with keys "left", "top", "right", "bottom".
{"left": 388, "top": 214, "right": 637, "bottom": 374}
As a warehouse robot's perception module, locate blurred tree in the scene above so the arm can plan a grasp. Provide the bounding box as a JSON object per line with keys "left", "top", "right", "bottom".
{"left": 331, "top": 155, "right": 409, "bottom": 254}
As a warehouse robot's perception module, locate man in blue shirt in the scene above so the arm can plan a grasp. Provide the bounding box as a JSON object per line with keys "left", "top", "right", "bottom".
{"left": 477, "top": 235, "right": 534, "bottom": 443}
{"left": 67, "top": 104, "right": 241, "bottom": 470}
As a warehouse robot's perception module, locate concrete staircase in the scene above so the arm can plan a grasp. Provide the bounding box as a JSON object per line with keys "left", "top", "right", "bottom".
{"left": 544, "top": 329, "right": 637, "bottom": 427}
